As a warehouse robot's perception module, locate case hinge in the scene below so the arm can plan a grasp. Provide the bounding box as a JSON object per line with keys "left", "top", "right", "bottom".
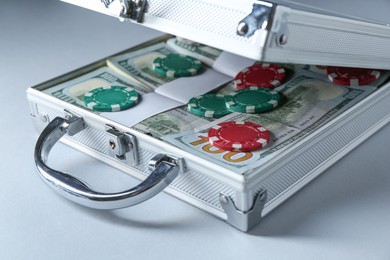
{"left": 101, "top": 0, "right": 147, "bottom": 23}
{"left": 237, "top": 1, "right": 274, "bottom": 38}
{"left": 148, "top": 153, "right": 187, "bottom": 175}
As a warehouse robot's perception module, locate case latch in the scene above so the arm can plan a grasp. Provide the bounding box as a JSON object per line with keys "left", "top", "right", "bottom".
{"left": 105, "top": 125, "right": 139, "bottom": 166}
{"left": 237, "top": 1, "right": 274, "bottom": 38}
{"left": 101, "top": 0, "right": 147, "bottom": 23}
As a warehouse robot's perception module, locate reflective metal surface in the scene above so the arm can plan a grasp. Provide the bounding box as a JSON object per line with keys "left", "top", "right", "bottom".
{"left": 34, "top": 115, "right": 181, "bottom": 210}
{"left": 105, "top": 126, "right": 139, "bottom": 166}
{"left": 237, "top": 1, "right": 274, "bottom": 37}
{"left": 101, "top": 0, "right": 147, "bottom": 22}
{"left": 219, "top": 190, "right": 267, "bottom": 232}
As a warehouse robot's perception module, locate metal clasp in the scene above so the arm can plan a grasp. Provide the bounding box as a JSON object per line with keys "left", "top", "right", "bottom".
{"left": 149, "top": 154, "right": 186, "bottom": 175}
{"left": 101, "top": 0, "right": 147, "bottom": 23}
{"left": 105, "top": 125, "right": 139, "bottom": 166}
{"left": 237, "top": 1, "right": 274, "bottom": 37}
{"left": 63, "top": 111, "right": 85, "bottom": 136}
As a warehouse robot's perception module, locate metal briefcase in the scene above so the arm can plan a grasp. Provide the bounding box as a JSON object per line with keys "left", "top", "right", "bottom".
{"left": 27, "top": 0, "right": 390, "bottom": 231}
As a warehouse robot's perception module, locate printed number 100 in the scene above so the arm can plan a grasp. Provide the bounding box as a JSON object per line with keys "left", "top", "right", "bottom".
{"left": 190, "top": 136, "right": 253, "bottom": 163}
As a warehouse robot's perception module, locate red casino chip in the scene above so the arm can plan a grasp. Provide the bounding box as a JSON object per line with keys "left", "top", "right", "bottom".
{"left": 234, "top": 64, "right": 286, "bottom": 90}
{"left": 207, "top": 121, "right": 270, "bottom": 152}
{"left": 327, "top": 66, "right": 380, "bottom": 86}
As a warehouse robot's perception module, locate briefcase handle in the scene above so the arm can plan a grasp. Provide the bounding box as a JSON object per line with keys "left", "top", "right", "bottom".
{"left": 34, "top": 115, "right": 181, "bottom": 210}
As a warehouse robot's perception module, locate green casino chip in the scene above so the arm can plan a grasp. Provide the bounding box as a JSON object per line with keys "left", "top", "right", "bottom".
{"left": 188, "top": 93, "right": 231, "bottom": 118}
{"left": 152, "top": 53, "right": 202, "bottom": 78}
{"left": 84, "top": 85, "right": 139, "bottom": 112}
{"left": 224, "top": 87, "right": 280, "bottom": 113}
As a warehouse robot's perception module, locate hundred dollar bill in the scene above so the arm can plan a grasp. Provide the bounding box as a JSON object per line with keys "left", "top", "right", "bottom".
{"left": 162, "top": 71, "right": 379, "bottom": 174}
{"left": 166, "top": 37, "right": 223, "bottom": 67}
{"left": 263, "top": 73, "right": 375, "bottom": 129}
{"left": 43, "top": 67, "right": 148, "bottom": 109}
{"left": 163, "top": 113, "right": 300, "bottom": 174}
{"left": 133, "top": 68, "right": 377, "bottom": 140}
{"left": 107, "top": 42, "right": 182, "bottom": 91}
{"left": 132, "top": 81, "right": 235, "bottom": 139}
{"left": 293, "top": 64, "right": 328, "bottom": 76}
{"left": 132, "top": 107, "right": 212, "bottom": 138}
{"left": 215, "top": 71, "right": 376, "bottom": 130}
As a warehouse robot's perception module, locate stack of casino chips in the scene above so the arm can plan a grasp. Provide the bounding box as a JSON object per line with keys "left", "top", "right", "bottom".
{"left": 192, "top": 63, "right": 286, "bottom": 152}
{"left": 201, "top": 64, "right": 382, "bottom": 152}
{"left": 82, "top": 55, "right": 381, "bottom": 153}
{"left": 152, "top": 53, "right": 203, "bottom": 78}
{"left": 83, "top": 53, "right": 204, "bottom": 113}
{"left": 208, "top": 121, "right": 270, "bottom": 152}
{"left": 187, "top": 63, "right": 286, "bottom": 119}
{"left": 84, "top": 86, "right": 140, "bottom": 112}
{"left": 326, "top": 66, "right": 380, "bottom": 87}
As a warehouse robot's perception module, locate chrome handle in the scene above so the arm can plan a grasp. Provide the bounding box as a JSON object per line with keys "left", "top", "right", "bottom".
{"left": 34, "top": 115, "right": 180, "bottom": 210}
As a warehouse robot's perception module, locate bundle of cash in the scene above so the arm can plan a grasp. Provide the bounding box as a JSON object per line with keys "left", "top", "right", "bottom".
{"left": 44, "top": 36, "right": 390, "bottom": 174}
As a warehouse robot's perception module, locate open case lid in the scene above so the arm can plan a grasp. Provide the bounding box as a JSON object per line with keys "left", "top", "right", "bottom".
{"left": 63, "top": 0, "right": 390, "bottom": 69}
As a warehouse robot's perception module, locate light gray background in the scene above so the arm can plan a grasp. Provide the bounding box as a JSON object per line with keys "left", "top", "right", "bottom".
{"left": 1, "top": 1, "right": 390, "bottom": 259}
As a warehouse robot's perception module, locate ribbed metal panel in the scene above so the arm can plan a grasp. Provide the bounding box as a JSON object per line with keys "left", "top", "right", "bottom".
{"left": 33, "top": 86, "right": 390, "bottom": 216}
{"left": 170, "top": 170, "right": 235, "bottom": 209}
{"left": 34, "top": 103, "right": 234, "bottom": 211}
{"left": 147, "top": 0, "right": 251, "bottom": 42}
{"left": 259, "top": 96, "right": 389, "bottom": 207}
{"left": 285, "top": 13, "right": 390, "bottom": 60}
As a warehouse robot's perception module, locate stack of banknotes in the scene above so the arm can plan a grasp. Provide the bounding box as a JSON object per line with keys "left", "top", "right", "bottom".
{"left": 45, "top": 36, "right": 390, "bottom": 174}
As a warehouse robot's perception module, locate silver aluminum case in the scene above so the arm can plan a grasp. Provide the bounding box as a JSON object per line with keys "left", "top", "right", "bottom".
{"left": 27, "top": 37, "right": 390, "bottom": 231}
{"left": 63, "top": 0, "right": 390, "bottom": 70}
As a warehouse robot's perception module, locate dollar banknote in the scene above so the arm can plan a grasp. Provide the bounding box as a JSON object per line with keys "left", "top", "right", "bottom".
{"left": 131, "top": 81, "right": 235, "bottom": 138}
{"left": 261, "top": 74, "right": 373, "bottom": 129}
{"left": 132, "top": 107, "right": 212, "bottom": 138}
{"left": 163, "top": 112, "right": 300, "bottom": 174}
{"left": 166, "top": 38, "right": 223, "bottom": 67}
{"left": 133, "top": 68, "right": 380, "bottom": 140}
{"left": 161, "top": 71, "right": 378, "bottom": 174}
{"left": 107, "top": 42, "right": 184, "bottom": 90}
{"left": 43, "top": 67, "right": 148, "bottom": 109}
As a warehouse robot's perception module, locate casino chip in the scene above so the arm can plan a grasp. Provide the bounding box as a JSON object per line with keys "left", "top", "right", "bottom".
{"left": 225, "top": 87, "right": 280, "bottom": 113}
{"left": 84, "top": 85, "right": 139, "bottom": 112}
{"left": 234, "top": 63, "right": 286, "bottom": 90}
{"left": 152, "top": 53, "right": 202, "bottom": 78}
{"left": 208, "top": 121, "right": 270, "bottom": 152}
{"left": 188, "top": 93, "right": 231, "bottom": 118}
{"left": 327, "top": 66, "right": 380, "bottom": 86}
